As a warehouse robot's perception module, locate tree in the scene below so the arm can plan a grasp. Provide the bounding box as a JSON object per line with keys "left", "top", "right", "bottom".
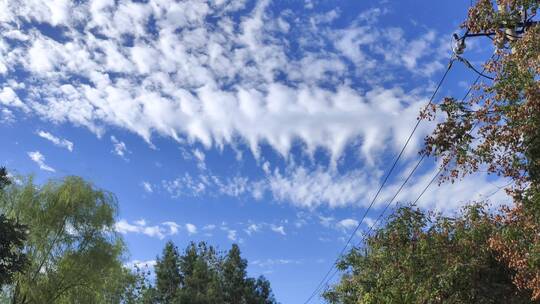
{"left": 155, "top": 241, "right": 182, "bottom": 303}
{"left": 94, "top": 264, "right": 154, "bottom": 304}
{"left": 245, "top": 276, "right": 277, "bottom": 304}
{"left": 421, "top": 1, "right": 539, "bottom": 187}
{"left": 324, "top": 206, "right": 533, "bottom": 304}
{"left": 147, "top": 241, "right": 277, "bottom": 304}
{"left": 222, "top": 244, "right": 248, "bottom": 303}
{"left": 0, "top": 168, "right": 27, "bottom": 288}
{"left": 0, "top": 214, "right": 27, "bottom": 288}
{"left": 176, "top": 242, "right": 223, "bottom": 304}
{"left": 0, "top": 175, "right": 130, "bottom": 303}
{"left": 327, "top": 1, "right": 540, "bottom": 300}
{"left": 0, "top": 167, "right": 10, "bottom": 190}
{"left": 420, "top": 0, "right": 540, "bottom": 299}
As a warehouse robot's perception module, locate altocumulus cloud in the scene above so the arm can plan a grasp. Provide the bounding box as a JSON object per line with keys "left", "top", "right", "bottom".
{"left": 115, "top": 219, "right": 167, "bottom": 239}
{"left": 37, "top": 130, "right": 74, "bottom": 152}
{"left": 110, "top": 136, "right": 130, "bottom": 159}
{"left": 336, "top": 219, "right": 359, "bottom": 231}
{"left": 0, "top": 0, "right": 507, "bottom": 212}
{"left": 115, "top": 219, "right": 202, "bottom": 239}
{"left": 27, "top": 151, "right": 55, "bottom": 172}
{"left": 160, "top": 163, "right": 511, "bottom": 212}
{"left": 1, "top": 0, "right": 447, "bottom": 164}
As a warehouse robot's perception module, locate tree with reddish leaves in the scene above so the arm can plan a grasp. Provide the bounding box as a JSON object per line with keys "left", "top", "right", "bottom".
{"left": 422, "top": 0, "right": 540, "bottom": 300}
{"left": 327, "top": 1, "right": 540, "bottom": 303}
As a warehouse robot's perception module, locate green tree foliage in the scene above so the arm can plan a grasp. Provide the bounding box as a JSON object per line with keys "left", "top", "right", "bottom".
{"left": 155, "top": 241, "right": 182, "bottom": 302}
{"left": 149, "top": 241, "right": 277, "bottom": 304}
{"left": 94, "top": 264, "right": 154, "bottom": 304}
{"left": 328, "top": 1, "right": 540, "bottom": 302}
{"left": 222, "top": 244, "right": 248, "bottom": 303}
{"left": 0, "top": 168, "right": 27, "bottom": 288}
{"left": 420, "top": 0, "right": 540, "bottom": 298}
{"left": 0, "top": 167, "right": 10, "bottom": 190}
{"left": 0, "top": 214, "right": 27, "bottom": 288}
{"left": 0, "top": 175, "right": 132, "bottom": 303}
{"left": 176, "top": 242, "right": 223, "bottom": 303}
{"left": 324, "top": 206, "right": 534, "bottom": 304}
{"left": 245, "top": 276, "right": 277, "bottom": 304}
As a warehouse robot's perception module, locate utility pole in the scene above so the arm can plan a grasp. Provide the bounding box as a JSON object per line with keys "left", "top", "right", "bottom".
{"left": 452, "top": 2, "right": 538, "bottom": 55}
{"left": 450, "top": 2, "right": 538, "bottom": 79}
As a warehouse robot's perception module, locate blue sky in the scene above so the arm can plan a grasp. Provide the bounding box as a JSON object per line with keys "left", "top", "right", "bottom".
{"left": 0, "top": 0, "right": 511, "bottom": 303}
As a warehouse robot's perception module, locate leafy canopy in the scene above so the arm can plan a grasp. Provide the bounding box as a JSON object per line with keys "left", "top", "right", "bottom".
{"left": 328, "top": 0, "right": 540, "bottom": 302}
{"left": 0, "top": 175, "right": 132, "bottom": 303}
{"left": 0, "top": 168, "right": 28, "bottom": 288}
{"left": 147, "top": 241, "right": 278, "bottom": 304}
{"left": 324, "top": 206, "right": 532, "bottom": 303}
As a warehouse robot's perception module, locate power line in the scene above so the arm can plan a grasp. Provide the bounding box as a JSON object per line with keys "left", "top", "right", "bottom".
{"left": 314, "top": 154, "right": 428, "bottom": 299}
{"left": 316, "top": 177, "right": 508, "bottom": 299}
{"left": 305, "top": 53, "right": 496, "bottom": 303}
{"left": 456, "top": 55, "right": 495, "bottom": 80}
{"left": 359, "top": 57, "right": 490, "bottom": 241}
{"left": 302, "top": 58, "right": 455, "bottom": 304}
{"left": 362, "top": 154, "right": 426, "bottom": 238}
{"left": 409, "top": 56, "right": 495, "bottom": 207}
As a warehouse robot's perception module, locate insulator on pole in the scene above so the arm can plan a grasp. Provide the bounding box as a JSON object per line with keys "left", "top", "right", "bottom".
{"left": 452, "top": 33, "right": 466, "bottom": 55}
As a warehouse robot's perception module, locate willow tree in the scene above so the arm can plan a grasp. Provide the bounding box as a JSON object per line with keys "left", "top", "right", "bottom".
{"left": 1, "top": 176, "right": 130, "bottom": 303}
{"left": 0, "top": 167, "right": 27, "bottom": 289}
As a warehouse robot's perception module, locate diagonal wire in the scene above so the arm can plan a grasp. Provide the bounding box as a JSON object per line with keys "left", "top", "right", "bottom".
{"left": 302, "top": 58, "right": 455, "bottom": 304}
{"left": 362, "top": 63, "right": 487, "bottom": 238}
{"left": 307, "top": 54, "right": 496, "bottom": 302}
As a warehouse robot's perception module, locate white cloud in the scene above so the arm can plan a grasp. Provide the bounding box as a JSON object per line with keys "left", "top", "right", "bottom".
{"left": 161, "top": 160, "right": 511, "bottom": 213}
{"left": 251, "top": 258, "right": 301, "bottom": 268}
{"left": 27, "top": 151, "right": 55, "bottom": 172}
{"left": 162, "top": 221, "right": 180, "bottom": 235}
{"left": 336, "top": 218, "right": 359, "bottom": 231}
{"left": 216, "top": 176, "right": 250, "bottom": 197}
{"left": 115, "top": 219, "right": 165, "bottom": 239}
{"left": 319, "top": 215, "right": 335, "bottom": 228}
{"left": 219, "top": 222, "right": 244, "bottom": 244}
{"left": 265, "top": 165, "right": 380, "bottom": 209}
{"left": 226, "top": 229, "right": 238, "bottom": 241}
{"left": 162, "top": 173, "right": 208, "bottom": 197}
{"left": 141, "top": 225, "right": 165, "bottom": 239}
{"left": 389, "top": 168, "right": 512, "bottom": 214}
{"left": 265, "top": 163, "right": 512, "bottom": 213}
{"left": 363, "top": 217, "right": 376, "bottom": 228}
{"left": 1, "top": 108, "right": 15, "bottom": 124}
{"left": 193, "top": 148, "right": 206, "bottom": 170}
{"left": 2, "top": 1, "right": 495, "bottom": 215}
{"left": 134, "top": 219, "right": 147, "bottom": 226}
{"left": 142, "top": 181, "right": 153, "bottom": 193}
{"left": 270, "top": 225, "right": 286, "bottom": 236}
{"left": 162, "top": 173, "right": 251, "bottom": 198}
{"left": 0, "top": 0, "right": 447, "bottom": 166}
{"left": 0, "top": 87, "right": 26, "bottom": 110}
{"left": 401, "top": 31, "right": 436, "bottom": 70}
{"left": 185, "top": 223, "right": 198, "bottom": 235}
{"left": 110, "top": 135, "right": 130, "bottom": 159}
{"left": 245, "top": 223, "right": 261, "bottom": 236}
{"left": 115, "top": 220, "right": 143, "bottom": 234}
{"left": 161, "top": 164, "right": 374, "bottom": 209}
{"left": 114, "top": 219, "right": 206, "bottom": 239}
{"left": 203, "top": 224, "right": 216, "bottom": 231}
{"left": 37, "top": 130, "right": 74, "bottom": 151}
